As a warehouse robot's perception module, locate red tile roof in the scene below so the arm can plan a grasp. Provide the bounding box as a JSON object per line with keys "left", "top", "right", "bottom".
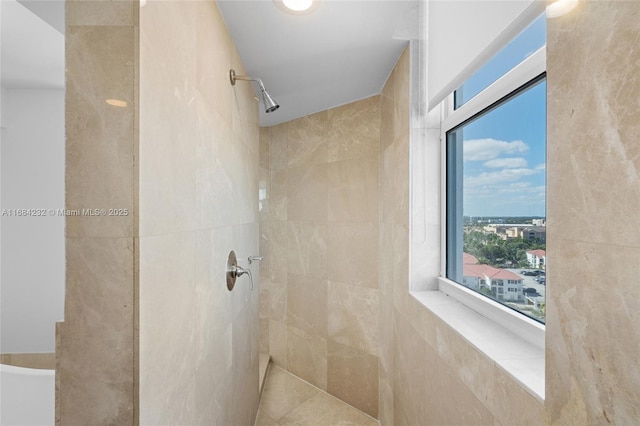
{"left": 463, "top": 252, "right": 479, "bottom": 265}
{"left": 463, "top": 263, "right": 522, "bottom": 281}
{"left": 526, "top": 249, "right": 546, "bottom": 257}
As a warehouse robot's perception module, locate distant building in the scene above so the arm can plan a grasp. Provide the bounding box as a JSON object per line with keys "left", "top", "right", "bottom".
{"left": 462, "top": 253, "right": 524, "bottom": 302}
{"left": 521, "top": 226, "right": 546, "bottom": 243}
{"left": 532, "top": 218, "right": 546, "bottom": 227}
{"left": 526, "top": 249, "right": 546, "bottom": 269}
{"left": 483, "top": 223, "right": 545, "bottom": 242}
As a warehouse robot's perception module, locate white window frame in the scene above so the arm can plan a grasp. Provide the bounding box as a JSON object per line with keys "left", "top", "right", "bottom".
{"left": 438, "top": 45, "right": 547, "bottom": 350}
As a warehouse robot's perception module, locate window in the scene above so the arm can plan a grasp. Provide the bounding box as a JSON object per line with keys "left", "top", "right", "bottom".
{"left": 444, "top": 14, "right": 547, "bottom": 324}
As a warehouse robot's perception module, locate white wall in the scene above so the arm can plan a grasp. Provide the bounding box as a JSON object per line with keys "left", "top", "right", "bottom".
{"left": 1, "top": 88, "right": 65, "bottom": 353}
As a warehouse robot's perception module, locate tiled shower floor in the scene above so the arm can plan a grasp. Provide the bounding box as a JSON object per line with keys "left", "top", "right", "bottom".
{"left": 255, "top": 364, "right": 379, "bottom": 426}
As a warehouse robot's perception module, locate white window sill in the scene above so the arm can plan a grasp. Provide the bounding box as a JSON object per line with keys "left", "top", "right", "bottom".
{"left": 410, "top": 277, "right": 545, "bottom": 402}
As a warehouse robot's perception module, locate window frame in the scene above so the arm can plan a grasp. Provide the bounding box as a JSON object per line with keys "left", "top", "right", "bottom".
{"left": 438, "top": 45, "right": 547, "bottom": 349}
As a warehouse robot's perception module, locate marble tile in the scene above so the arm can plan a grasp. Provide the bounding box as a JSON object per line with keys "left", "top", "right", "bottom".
{"left": 271, "top": 169, "right": 288, "bottom": 222}
{"left": 328, "top": 156, "right": 378, "bottom": 223}
{"left": 138, "top": 232, "right": 197, "bottom": 424}
{"left": 58, "top": 331, "right": 134, "bottom": 424}
{"left": 260, "top": 318, "right": 270, "bottom": 356}
{"left": 327, "top": 281, "right": 379, "bottom": 356}
{"left": 0, "top": 352, "right": 56, "bottom": 370}
{"left": 258, "top": 365, "right": 318, "bottom": 420}
{"left": 546, "top": 2, "right": 640, "bottom": 424}
{"left": 287, "top": 222, "right": 328, "bottom": 280}
{"left": 64, "top": 237, "right": 134, "bottom": 335}
{"left": 287, "top": 274, "right": 327, "bottom": 338}
{"left": 548, "top": 31, "right": 640, "bottom": 249}
{"left": 288, "top": 110, "right": 329, "bottom": 168}
{"left": 269, "top": 280, "right": 287, "bottom": 323}
{"left": 380, "top": 138, "right": 409, "bottom": 227}
{"left": 270, "top": 122, "right": 289, "bottom": 172}
{"left": 379, "top": 81, "right": 395, "bottom": 154}
{"left": 547, "top": 240, "right": 640, "bottom": 424}
{"left": 269, "top": 220, "right": 288, "bottom": 284}
{"left": 287, "top": 163, "right": 328, "bottom": 222}
{"left": 194, "top": 1, "right": 233, "bottom": 125}
{"left": 279, "top": 391, "right": 379, "bottom": 426}
{"left": 287, "top": 326, "right": 328, "bottom": 391}
{"left": 327, "top": 341, "right": 379, "bottom": 418}
{"left": 392, "top": 48, "right": 410, "bottom": 146}
{"left": 269, "top": 320, "right": 288, "bottom": 369}
{"left": 327, "top": 96, "right": 380, "bottom": 163}
{"left": 391, "top": 311, "right": 426, "bottom": 426}
{"left": 65, "top": 26, "right": 135, "bottom": 238}
{"left": 67, "top": 0, "right": 136, "bottom": 27}
{"left": 327, "top": 221, "right": 378, "bottom": 289}
{"left": 254, "top": 407, "right": 280, "bottom": 426}
{"left": 260, "top": 127, "right": 271, "bottom": 170}
{"left": 194, "top": 227, "right": 234, "bottom": 364}
{"left": 58, "top": 237, "right": 135, "bottom": 424}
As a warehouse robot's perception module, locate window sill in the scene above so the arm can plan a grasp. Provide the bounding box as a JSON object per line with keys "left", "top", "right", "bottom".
{"left": 410, "top": 278, "right": 545, "bottom": 402}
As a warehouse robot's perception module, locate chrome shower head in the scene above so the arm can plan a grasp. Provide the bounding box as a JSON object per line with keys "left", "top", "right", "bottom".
{"left": 229, "top": 69, "right": 280, "bottom": 113}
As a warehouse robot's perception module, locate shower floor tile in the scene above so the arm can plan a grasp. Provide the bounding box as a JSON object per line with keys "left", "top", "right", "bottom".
{"left": 255, "top": 364, "right": 379, "bottom": 426}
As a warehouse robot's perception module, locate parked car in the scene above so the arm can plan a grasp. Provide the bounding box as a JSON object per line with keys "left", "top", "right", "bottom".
{"left": 536, "top": 276, "right": 546, "bottom": 284}
{"left": 523, "top": 287, "right": 538, "bottom": 295}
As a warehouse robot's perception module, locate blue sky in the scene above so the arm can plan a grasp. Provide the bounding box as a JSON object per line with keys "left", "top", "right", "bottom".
{"left": 458, "top": 15, "right": 547, "bottom": 218}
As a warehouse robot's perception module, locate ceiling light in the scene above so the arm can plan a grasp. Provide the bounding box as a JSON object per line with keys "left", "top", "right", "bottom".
{"left": 546, "top": 0, "right": 579, "bottom": 18}
{"left": 282, "top": 0, "right": 313, "bottom": 12}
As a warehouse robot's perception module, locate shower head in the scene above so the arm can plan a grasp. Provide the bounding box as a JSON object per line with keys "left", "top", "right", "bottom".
{"left": 229, "top": 69, "right": 280, "bottom": 113}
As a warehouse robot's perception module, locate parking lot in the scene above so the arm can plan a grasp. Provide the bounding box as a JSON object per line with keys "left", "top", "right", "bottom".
{"left": 507, "top": 268, "right": 546, "bottom": 299}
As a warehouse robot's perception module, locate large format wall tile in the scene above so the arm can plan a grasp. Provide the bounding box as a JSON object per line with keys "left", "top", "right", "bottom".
{"left": 287, "top": 274, "right": 327, "bottom": 338}
{"left": 327, "top": 96, "right": 380, "bottom": 162}
{"left": 65, "top": 25, "right": 135, "bottom": 238}
{"left": 287, "top": 163, "right": 329, "bottom": 222}
{"left": 137, "top": 1, "right": 260, "bottom": 424}
{"left": 288, "top": 326, "right": 328, "bottom": 391}
{"left": 327, "top": 281, "right": 379, "bottom": 356}
{"left": 59, "top": 2, "right": 138, "bottom": 420}
{"left": 262, "top": 96, "right": 381, "bottom": 415}
{"left": 59, "top": 237, "right": 135, "bottom": 424}
{"left": 546, "top": 2, "right": 640, "bottom": 423}
{"left": 287, "top": 222, "right": 328, "bottom": 280}
{"left": 327, "top": 221, "right": 378, "bottom": 288}
{"left": 327, "top": 340, "right": 379, "bottom": 418}
{"left": 328, "top": 156, "right": 378, "bottom": 223}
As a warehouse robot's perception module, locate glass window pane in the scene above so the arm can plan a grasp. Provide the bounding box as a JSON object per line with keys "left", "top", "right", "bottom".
{"left": 447, "top": 79, "right": 546, "bottom": 323}
{"left": 454, "top": 14, "right": 546, "bottom": 109}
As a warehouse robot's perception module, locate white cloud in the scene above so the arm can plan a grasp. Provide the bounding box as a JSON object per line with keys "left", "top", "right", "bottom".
{"left": 483, "top": 157, "right": 528, "bottom": 169}
{"left": 463, "top": 138, "right": 529, "bottom": 161}
{"left": 465, "top": 168, "right": 540, "bottom": 188}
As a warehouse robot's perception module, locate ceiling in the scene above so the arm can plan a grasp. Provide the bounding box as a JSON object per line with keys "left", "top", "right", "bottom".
{"left": 217, "top": 0, "right": 418, "bottom": 126}
{"left": 0, "top": 0, "right": 418, "bottom": 125}
{"left": 1, "top": 0, "right": 64, "bottom": 89}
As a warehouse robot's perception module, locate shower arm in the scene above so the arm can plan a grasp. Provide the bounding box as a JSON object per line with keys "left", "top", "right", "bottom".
{"left": 229, "top": 70, "right": 267, "bottom": 92}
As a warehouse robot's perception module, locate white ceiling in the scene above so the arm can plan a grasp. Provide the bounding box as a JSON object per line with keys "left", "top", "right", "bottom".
{"left": 217, "top": 0, "right": 418, "bottom": 126}
{"left": 0, "top": 0, "right": 418, "bottom": 123}
{"left": 1, "top": 0, "right": 64, "bottom": 89}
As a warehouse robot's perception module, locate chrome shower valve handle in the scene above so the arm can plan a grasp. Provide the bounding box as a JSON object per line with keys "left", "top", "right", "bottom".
{"left": 226, "top": 250, "right": 254, "bottom": 291}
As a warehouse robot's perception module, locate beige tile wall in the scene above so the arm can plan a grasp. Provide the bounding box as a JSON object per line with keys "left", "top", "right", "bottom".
{"left": 378, "top": 46, "right": 544, "bottom": 425}
{"left": 546, "top": 2, "right": 640, "bottom": 423}
{"left": 59, "top": 1, "right": 261, "bottom": 424}
{"left": 57, "top": 1, "right": 138, "bottom": 423}
{"left": 260, "top": 96, "right": 381, "bottom": 418}
{"left": 0, "top": 353, "right": 56, "bottom": 370}
{"left": 138, "top": 1, "right": 260, "bottom": 425}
